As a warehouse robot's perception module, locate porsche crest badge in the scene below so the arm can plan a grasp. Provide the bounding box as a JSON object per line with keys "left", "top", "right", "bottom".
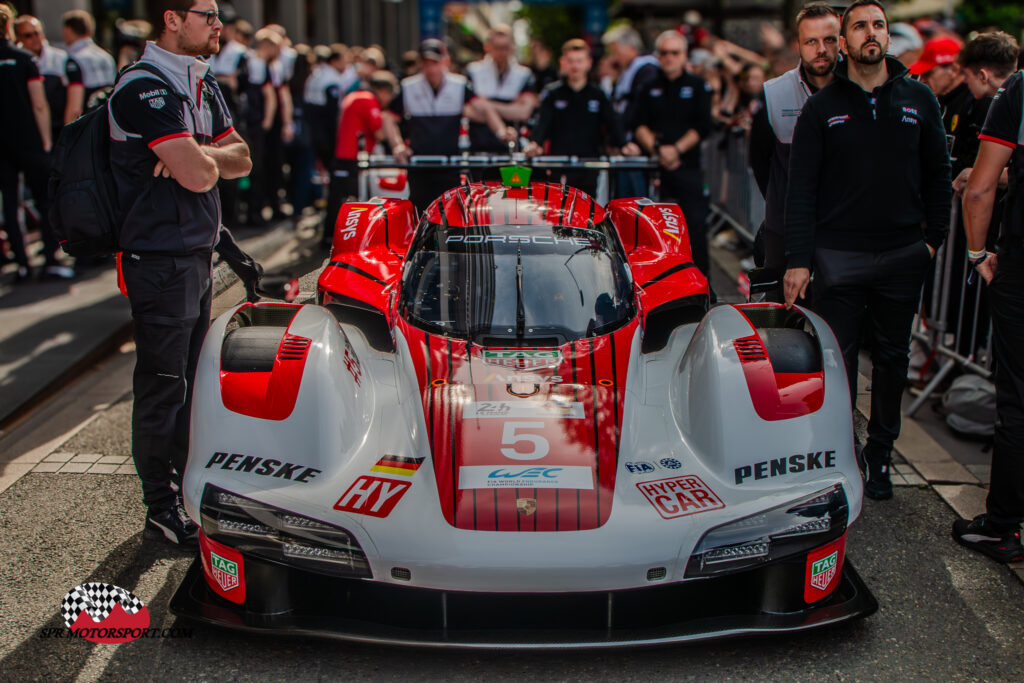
{"left": 516, "top": 497, "right": 537, "bottom": 516}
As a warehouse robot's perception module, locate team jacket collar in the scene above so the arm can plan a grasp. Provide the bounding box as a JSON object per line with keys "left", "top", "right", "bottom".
{"left": 833, "top": 55, "right": 908, "bottom": 91}
{"left": 138, "top": 41, "right": 210, "bottom": 106}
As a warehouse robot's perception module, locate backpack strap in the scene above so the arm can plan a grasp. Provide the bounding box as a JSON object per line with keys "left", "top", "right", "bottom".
{"left": 109, "top": 61, "right": 193, "bottom": 142}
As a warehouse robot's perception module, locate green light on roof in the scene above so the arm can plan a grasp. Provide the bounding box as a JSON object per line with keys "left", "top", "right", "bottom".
{"left": 499, "top": 165, "right": 532, "bottom": 188}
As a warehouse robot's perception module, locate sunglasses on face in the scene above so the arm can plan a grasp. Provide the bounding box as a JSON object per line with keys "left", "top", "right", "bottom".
{"left": 181, "top": 9, "right": 224, "bottom": 26}
{"left": 657, "top": 49, "right": 683, "bottom": 57}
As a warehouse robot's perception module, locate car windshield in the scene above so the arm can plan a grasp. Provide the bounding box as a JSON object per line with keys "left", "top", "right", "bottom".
{"left": 400, "top": 219, "right": 636, "bottom": 345}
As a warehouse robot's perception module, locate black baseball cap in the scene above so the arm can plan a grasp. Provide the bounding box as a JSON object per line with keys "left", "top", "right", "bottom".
{"left": 419, "top": 38, "right": 448, "bottom": 61}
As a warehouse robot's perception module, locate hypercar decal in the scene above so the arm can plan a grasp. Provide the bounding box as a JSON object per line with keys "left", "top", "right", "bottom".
{"left": 635, "top": 475, "right": 725, "bottom": 519}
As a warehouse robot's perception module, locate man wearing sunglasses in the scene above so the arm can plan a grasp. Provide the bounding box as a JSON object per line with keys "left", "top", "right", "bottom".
{"left": 634, "top": 30, "right": 714, "bottom": 276}
{"left": 109, "top": 0, "right": 251, "bottom": 546}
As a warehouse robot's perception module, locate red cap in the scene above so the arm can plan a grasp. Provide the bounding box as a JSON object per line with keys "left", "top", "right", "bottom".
{"left": 909, "top": 36, "right": 962, "bottom": 75}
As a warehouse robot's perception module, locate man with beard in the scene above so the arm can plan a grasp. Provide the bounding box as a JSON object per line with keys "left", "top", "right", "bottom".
{"left": 784, "top": 0, "right": 951, "bottom": 500}
{"left": 749, "top": 2, "right": 841, "bottom": 272}
{"left": 109, "top": 0, "right": 252, "bottom": 545}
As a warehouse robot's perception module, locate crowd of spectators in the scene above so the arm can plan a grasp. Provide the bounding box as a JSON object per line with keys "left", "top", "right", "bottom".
{"left": 2, "top": 5, "right": 1022, "bottom": 289}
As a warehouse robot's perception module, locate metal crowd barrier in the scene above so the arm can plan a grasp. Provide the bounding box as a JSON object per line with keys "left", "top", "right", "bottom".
{"left": 703, "top": 131, "right": 763, "bottom": 245}
{"left": 905, "top": 201, "right": 993, "bottom": 416}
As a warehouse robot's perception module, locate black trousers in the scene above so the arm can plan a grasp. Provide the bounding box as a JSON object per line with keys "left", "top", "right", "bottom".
{"left": 811, "top": 241, "right": 932, "bottom": 452}
{"left": 0, "top": 148, "right": 59, "bottom": 268}
{"left": 122, "top": 251, "right": 213, "bottom": 510}
{"left": 986, "top": 247, "right": 1024, "bottom": 527}
{"left": 660, "top": 166, "right": 710, "bottom": 277}
{"left": 408, "top": 169, "right": 461, "bottom": 213}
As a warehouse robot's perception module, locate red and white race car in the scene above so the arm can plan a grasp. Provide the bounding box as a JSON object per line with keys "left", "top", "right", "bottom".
{"left": 171, "top": 173, "right": 876, "bottom": 647}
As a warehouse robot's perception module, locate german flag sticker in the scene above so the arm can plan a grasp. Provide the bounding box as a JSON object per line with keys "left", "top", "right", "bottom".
{"left": 370, "top": 455, "right": 425, "bottom": 477}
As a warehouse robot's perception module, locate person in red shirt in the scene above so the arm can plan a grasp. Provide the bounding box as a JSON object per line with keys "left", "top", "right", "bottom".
{"left": 323, "top": 70, "right": 398, "bottom": 246}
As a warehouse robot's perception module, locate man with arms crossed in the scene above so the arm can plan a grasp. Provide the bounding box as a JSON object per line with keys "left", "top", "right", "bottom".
{"left": 110, "top": 0, "right": 251, "bottom": 545}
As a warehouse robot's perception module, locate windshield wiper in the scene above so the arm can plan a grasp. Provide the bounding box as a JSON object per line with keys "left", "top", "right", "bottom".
{"left": 515, "top": 240, "right": 526, "bottom": 341}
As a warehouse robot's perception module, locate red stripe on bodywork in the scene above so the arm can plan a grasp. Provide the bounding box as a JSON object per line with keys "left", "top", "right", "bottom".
{"left": 403, "top": 317, "right": 636, "bottom": 532}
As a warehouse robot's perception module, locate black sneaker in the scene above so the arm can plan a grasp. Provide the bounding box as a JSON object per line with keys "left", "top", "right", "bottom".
{"left": 860, "top": 447, "right": 893, "bottom": 500}
{"left": 952, "top": 514, "right": 1024, "bottom": 563}
{"left": 145, "top": 505, "right": 198, "bottom": 547}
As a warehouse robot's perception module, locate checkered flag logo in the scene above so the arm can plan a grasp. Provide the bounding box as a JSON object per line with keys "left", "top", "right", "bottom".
{"left": 60, "top": 583, "right": 146, "bottom": 628}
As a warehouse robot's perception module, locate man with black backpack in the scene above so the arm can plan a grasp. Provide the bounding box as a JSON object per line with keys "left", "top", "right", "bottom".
{"left": 109, "top": 0, "right": 251, "bottom": 546}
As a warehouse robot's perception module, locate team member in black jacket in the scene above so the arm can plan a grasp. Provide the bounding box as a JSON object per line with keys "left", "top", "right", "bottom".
{"left": 525, "top": 39, "right": 638, "bottom": 197}
{"left": 635, "top": 31, "right": 714, "bottom": 275}
{"left": 954, "top": 68, "right": 1024, "bottom": 563}
{"left": 784, "top": 0, "right": 952, "bottom": 500}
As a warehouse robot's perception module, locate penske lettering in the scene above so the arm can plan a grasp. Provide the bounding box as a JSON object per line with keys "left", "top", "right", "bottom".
{"left": 205, "top": 452, "right": 321, "bottom": 483}
{"left": 636, "top": 475, "right": 725, "bottom": 519}
{"left": 734, "top": 450, "right": 837, "bottom": 484}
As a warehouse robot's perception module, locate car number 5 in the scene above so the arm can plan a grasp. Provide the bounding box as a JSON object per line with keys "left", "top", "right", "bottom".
{"left": 500, "top": 421, "right": 550, "bottom": 460}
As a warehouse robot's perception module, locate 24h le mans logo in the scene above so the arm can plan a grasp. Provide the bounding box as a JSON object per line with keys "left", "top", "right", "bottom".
{"left": 211, "top": 552, "right": 239, "bottom": 592}
{"left": 810, "top": 551, "right": 838, "bottom": 591}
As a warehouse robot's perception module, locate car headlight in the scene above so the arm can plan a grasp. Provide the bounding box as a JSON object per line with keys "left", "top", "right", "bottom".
{"left": 201, "top": 484, "right": 372, "bottom": 578}
{"left": 684, "top": 484, "right": 847, "bottom": 578}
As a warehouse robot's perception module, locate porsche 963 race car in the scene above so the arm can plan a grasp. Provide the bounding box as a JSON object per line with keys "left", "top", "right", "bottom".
{"left": 171, "top": 170, "right": 877, "bottom": 647}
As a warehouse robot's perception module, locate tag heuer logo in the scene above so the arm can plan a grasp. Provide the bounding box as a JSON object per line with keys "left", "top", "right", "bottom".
{"left": 482, "top": 349, "right": 561, "bottom": 370}
{"left": 810, "top": 551, "right": 838, "bottom": 591}
{"left": 211, "top": 552, "right": 239, "bottom": 592}
{"left": 148, "top": 96, "right": 166, "bottom": 109}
